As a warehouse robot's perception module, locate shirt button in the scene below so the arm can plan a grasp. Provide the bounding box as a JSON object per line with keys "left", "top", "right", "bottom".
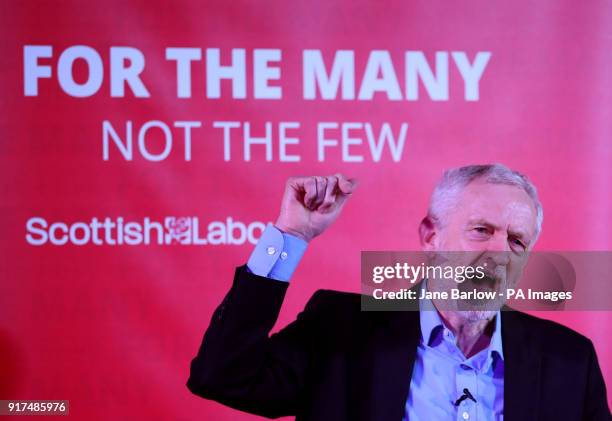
{"left": 462, "top": 411, "right": 469, "bottom": 420}
{"left": 266, "top": 246, "right": 276, "bottom": 255}
{"left": 280, "top": 251, "right": 288, "bottom": 260}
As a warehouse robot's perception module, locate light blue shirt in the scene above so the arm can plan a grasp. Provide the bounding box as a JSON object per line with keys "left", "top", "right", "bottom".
{"left": 247, "top": 223, "right": 308, "bottom": 282}
{"left": 405, "top": 281, "right": 504, "bottom": 421}
{"left": 247, "top": 226, "right": 504, "bottom": 420}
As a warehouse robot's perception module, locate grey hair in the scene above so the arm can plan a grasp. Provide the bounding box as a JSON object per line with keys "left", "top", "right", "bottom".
{"left": 428, "top": 163, "right": 544, "bottom": 241}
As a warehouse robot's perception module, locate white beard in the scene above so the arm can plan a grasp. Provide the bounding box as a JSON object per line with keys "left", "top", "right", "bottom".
{"left": 459, "top": 310, "right": 496, "bottom": 323}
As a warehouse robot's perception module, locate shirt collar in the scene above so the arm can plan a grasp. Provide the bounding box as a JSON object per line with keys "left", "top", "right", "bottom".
{"left": 418, "top": 280, "right": 504, "bottom": 362}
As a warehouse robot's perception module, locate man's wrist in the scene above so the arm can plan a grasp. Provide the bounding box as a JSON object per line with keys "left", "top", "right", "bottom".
{"left": 274, "top": 221, "right": 311, "bottom": 243}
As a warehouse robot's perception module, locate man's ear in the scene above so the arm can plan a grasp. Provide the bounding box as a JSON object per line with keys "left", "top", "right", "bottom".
{"left": 419, "top": 216, "right": 438, "bottom": 251}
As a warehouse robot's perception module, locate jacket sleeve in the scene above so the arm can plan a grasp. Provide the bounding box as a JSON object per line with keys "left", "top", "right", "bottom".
{"left": 584, "top": 339, "right": 611, "bottom": 421}
{"left": 186, "top": 265, "right": 319, "bottom": 418}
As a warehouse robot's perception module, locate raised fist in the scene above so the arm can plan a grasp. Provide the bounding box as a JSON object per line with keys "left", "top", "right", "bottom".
{"left": 275, "top": 174, "right": 358, "bottom": 242}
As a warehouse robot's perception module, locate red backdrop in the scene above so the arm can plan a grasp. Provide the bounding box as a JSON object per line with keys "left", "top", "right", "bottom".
{"left": 1, "top": 1, "right": 611, "bottom": 419}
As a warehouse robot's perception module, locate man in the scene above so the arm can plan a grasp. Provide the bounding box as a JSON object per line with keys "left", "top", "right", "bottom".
{"left": 187, "top": 164, "right": 610, "bottom": 420}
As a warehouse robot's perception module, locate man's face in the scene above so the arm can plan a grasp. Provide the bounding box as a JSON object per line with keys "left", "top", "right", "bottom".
{"left": 424, "top": 179, "right": 539, "bottom": 320}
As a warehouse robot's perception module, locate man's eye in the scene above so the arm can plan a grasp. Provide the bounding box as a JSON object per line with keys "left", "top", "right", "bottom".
{"left": 511, "top": 238, "right": 526, "bottom": 249}
{"left": 474, "top": 227, "right": 489, "bottom": 234}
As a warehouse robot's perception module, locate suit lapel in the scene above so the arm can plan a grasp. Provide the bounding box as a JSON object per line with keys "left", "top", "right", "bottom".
{"left": 350, "top": 296, "right": 543, "bottom": 421}
{"left": 502, "top": 311, "right": 542, "bottom": 421}
{"left": 349, "top": 309, "right": 421, "bottom": 421}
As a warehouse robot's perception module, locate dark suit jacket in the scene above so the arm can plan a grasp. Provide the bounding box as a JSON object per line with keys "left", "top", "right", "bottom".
{"left": 187, "top": 265, "right": 611, "bottom": 420}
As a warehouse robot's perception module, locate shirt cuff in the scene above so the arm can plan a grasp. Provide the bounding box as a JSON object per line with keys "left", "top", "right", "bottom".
{"left": 246, "top": 223, "right": 308, "bottom": 282}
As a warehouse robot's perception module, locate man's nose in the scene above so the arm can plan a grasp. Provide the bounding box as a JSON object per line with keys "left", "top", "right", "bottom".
{"left": 486, "top": 233, "right": 511, "bottom": 265}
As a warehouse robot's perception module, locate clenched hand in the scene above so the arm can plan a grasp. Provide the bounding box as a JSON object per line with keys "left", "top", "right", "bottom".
{"left": 275, "top": 174, "right": 358, "bottom": 242}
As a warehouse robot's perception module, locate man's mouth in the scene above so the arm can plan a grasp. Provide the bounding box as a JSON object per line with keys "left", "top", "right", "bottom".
{"left": 469, "top": 272, "right": 500, "bottom": 290}
{"left": 458, "top": 270, "right": 503, "bottom": 297}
